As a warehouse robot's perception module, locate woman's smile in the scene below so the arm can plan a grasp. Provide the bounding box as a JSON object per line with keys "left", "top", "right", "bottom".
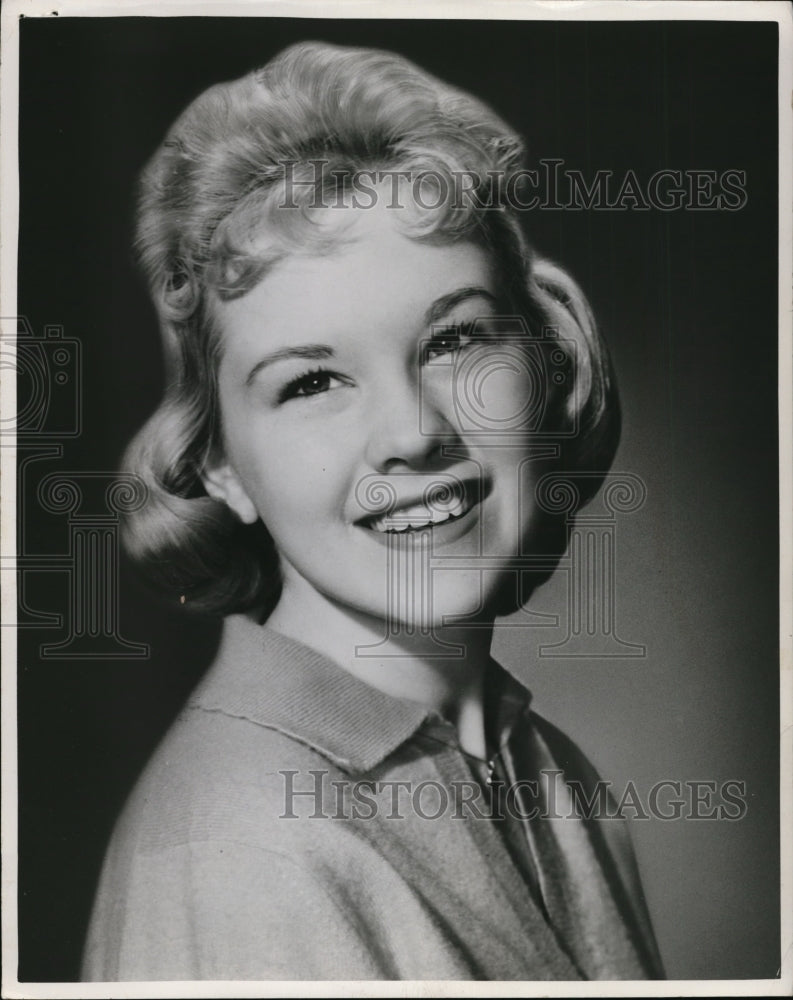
{"left": 354, "top": 473, "right": 491, "bottom": 544}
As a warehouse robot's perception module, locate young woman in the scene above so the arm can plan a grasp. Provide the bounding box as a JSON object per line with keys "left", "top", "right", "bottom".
{"left": 82, "top": 41, "right": 663, "bottom": 981}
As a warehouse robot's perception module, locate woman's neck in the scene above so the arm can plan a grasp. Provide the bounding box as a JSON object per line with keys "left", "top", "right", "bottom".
{"left": 266, "top": 571, "right": 494, "bottom": 759}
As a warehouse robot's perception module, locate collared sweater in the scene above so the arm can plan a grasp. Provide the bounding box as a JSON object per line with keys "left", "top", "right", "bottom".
{"left": 82, "top": 614, "right": 664, "bottom": 982}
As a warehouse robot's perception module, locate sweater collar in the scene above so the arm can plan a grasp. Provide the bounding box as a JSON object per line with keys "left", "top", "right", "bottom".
{"left": 190, "top": 613, "right": 532, "bottom": 775}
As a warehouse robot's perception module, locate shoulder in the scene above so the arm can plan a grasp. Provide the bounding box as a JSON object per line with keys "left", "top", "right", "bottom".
{"left": 112, "top": 699, "right": 340, "bottom": 857}
{"left": 526, "top": 708, "right": 633, "bottom": 839}
{"left": 525, "top": 709, "right": 664, "bottom": 977}
{"left": 83, "top": 699, "right": 387, "bottom": 979}
{"left": 528, "top": 710, "right": 607, "bottom": 786}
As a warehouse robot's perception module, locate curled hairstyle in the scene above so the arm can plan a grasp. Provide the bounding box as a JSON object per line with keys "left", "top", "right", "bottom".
{"left": 123, "top": 41, "right": 621, "bottom": 615}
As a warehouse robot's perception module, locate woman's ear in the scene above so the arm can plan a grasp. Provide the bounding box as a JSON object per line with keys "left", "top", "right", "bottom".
{"left": 201, "top": 461, "right": 259, "bottom": 525}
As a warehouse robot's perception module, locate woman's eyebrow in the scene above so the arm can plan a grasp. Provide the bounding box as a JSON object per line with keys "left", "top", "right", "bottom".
{"left": 243, "top": 288, "right": 495, "bottom": 384}
{"left": 246, "top": 344, "right": 334, "bottom": 386}
{"left": 424, "top": 287, "right": 499, "bottom": 326}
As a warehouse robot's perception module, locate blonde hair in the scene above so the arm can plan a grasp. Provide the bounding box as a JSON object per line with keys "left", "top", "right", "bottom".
{"left": 123, "top": 41, "right": 620, "bottom": 614}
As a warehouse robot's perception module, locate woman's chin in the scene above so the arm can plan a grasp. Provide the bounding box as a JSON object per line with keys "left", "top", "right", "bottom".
{"left": 366, "top": 571, "right": 501, "bottom": 632}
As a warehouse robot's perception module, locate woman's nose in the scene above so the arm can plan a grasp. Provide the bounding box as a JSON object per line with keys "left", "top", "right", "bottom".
{"left": 363, "top": 374, "right": 456, "bottom": 472}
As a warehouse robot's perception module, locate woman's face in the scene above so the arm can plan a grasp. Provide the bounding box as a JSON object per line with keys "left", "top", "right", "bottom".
{"left": 206, "top": 202, "right": 549, "bottom": 628}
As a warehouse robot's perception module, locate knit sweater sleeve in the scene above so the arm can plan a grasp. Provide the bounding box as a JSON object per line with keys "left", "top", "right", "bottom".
{"left": 81, "top": 835, "right": 393, "bottom": 981}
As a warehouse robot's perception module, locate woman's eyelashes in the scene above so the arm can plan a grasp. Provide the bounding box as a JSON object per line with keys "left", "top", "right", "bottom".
{"left": 423, "top": 320, "right": 478, "bottom": 362}
{"left": 275, "top": 320, "right": 485, "bottom": 404}
{"left": 277, "top": 368, "right": 346, "bottom": 403}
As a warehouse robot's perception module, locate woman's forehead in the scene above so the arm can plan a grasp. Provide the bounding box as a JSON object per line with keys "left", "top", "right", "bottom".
{"left": 213, "top": 213, "right": 497, "bottom": 354}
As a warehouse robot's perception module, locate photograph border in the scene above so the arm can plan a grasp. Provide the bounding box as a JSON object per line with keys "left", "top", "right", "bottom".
{"left": 1, "top": 1, "right": 791, "bottom": 997}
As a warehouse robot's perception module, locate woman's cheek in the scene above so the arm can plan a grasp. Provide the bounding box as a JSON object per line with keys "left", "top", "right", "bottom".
{"left": 252, "top": 439, "right": 350, "bottom": 522}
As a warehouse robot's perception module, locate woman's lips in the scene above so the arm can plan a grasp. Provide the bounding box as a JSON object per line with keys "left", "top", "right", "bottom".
{"left": 366, "top": 495, "right": 472, "bottom": 533}
{"left": 356, "top": 477, "right": 490, "bottom": 544}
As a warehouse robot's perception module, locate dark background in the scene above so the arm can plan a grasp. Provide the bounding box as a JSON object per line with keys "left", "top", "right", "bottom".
{"left": 16, "top": 16, "right": 779, "bottom": 981}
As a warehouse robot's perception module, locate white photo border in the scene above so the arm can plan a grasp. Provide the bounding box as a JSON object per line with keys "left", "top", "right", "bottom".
{"left": 1, "top": 1, "right": 790, "bottom": 997}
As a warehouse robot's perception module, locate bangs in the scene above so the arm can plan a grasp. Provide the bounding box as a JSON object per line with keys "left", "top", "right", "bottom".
{"left": 205, "top": 154, "right": 517, "bottom": 303}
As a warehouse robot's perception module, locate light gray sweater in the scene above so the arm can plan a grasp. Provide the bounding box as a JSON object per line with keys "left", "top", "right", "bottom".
{"left": 82, "top": 614, "right": 663, "bottom": 981}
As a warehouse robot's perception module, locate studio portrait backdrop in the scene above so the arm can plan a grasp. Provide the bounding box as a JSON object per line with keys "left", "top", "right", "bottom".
{"left": 14, "top": 13, "right": 779, "bottom": 983}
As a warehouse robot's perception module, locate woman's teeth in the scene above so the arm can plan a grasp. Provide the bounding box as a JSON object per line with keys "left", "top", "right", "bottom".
{"left": 367, "top": 497, "right": 472, "bottom": 533}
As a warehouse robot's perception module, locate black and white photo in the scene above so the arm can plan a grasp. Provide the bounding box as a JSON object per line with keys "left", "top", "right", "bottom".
{"left": 1, "top": 1, "right": 790, "bottom": 994}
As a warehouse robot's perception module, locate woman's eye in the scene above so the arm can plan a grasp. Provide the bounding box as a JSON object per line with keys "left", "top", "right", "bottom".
{"left": 278, "top": 369, "right": 342, "bottom": 403}
{"left": 424, "top": 324, "right": 472, "bottom": 362}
